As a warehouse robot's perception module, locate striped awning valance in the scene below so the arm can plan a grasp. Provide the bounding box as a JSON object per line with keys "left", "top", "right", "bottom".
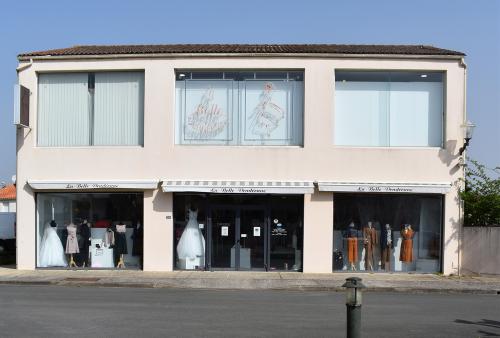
{"left": 161, "top": 180, "right": 314, "bottom": 194}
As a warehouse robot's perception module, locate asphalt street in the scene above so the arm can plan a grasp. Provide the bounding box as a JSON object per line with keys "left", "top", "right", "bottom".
{"left": 0, "top": 285, "right": 498, "bottom": 337}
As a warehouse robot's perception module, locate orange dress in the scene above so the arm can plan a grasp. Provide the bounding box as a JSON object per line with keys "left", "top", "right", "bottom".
{"left": 399, "top": 228, "right": 414, "bottom": 262}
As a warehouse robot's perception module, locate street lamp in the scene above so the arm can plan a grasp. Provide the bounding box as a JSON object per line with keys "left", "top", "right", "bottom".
{"left": 342, "top": 277, "right": 366, "bottom": 338}
{"left": 459, "top": 120, "right": 476, "bottom": 155}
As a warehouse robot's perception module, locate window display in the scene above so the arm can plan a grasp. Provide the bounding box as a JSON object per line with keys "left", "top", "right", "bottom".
{"left": 173, "top": 194, "right": 303, "bottom": 271}
{"left": 36, "top": 193, "right": 143, "bottom": 269}
{"left": 333, "top": 194, "right": 442, "bottom": 273}
{"left": 175, "top": 71, "right": 304, "bottom": 146}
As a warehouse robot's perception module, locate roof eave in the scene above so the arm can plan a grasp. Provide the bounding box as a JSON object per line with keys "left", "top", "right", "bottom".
{"left": 17, "top": 52, "right": 465, "bottom": 62}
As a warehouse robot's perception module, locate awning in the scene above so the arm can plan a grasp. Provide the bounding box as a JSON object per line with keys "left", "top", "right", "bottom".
{"left": 28, "top": 180, "right": 158, "bottom": 190}
{"left": 161, "top": 180, "right": 315, "bottom": 194}
{"left": 317, "top": 181, "right": 451, "bottom": 194}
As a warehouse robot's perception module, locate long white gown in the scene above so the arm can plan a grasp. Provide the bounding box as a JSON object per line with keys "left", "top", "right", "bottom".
{"left": 176, "top": 210, "right": 205, "bottom": 262}
{"left": 39, "top": 223, "right": 68, "bottom": 267}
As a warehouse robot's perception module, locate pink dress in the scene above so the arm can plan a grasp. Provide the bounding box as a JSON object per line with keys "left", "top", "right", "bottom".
{"left": 65, "top": 225, "right": 80, "bottom": 254}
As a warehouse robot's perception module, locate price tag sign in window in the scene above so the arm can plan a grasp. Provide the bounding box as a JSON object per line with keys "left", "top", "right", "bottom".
{"left": 221, "top": 226, "right": 229, "bottom": 237}
{"left": 253, "top": 227, "right": 261, "bottom": 237}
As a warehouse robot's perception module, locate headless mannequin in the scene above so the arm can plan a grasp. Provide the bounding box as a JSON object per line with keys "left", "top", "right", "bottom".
{"left": 66, "top": 223, "right": 79, "bottom": 268}
{"left": 346, "top": 222, "right": 358, "bottom": 271}
{"left": 381, "top": 224, "right": 393, "bottom": 271}
{"left": 363, "top": 221, "right": 377, "bottom": 271}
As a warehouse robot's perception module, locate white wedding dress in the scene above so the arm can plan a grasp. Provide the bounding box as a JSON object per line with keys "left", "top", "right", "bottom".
{"left": 39, "top": 223, "right": 68, "bottom": 267}
{"left": 177, "top": 210, "right": 205, "bottom": 265}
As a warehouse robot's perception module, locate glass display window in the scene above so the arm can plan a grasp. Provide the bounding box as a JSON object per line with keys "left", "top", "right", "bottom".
{"left": 36, "top": 193, "right": 143, "bottom": 269}
{"left": 333, "top": 193, "right": 442, "bottom": 273}
{"left": 173, "top": 194, "right": 303, "bottom": 271}
{"left": 175, "top": 70, "right": 304, "bottom": 146}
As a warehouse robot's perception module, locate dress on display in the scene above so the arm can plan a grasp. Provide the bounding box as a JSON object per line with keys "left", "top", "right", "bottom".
{"left": 65, "top": 225, "right": 79, "bottom": 254}
{"left": 113, "top": 224, "right": 128, "bottom": 267}
{"left": 114, "top": 224, "right": 128, "bottom": 255}
{"left": 39, "top": 223, "right": 68, "bottom": 267}
{"left": 346, "top": 228, "right": 358, "bottom": 264}
{"left": 363, "top": 225, "right": 378, "bottom": 270}
{"left": 380, "top": 226, "right": 394, "bottom": 270}
{"left": 399, "top": 226, "right": 415, "bottom": 262}
{"left": 177, "top": 210, "right": 205, "bottom": 261}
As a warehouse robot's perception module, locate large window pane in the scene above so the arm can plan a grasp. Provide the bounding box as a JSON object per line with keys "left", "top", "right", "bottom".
{"left": 332, "top": 194, "right": 442, "bottom": 273}
{"left": 176, "top": 80, "right": 234, "bottom": 144}
{"left": 36, "top": 193, "right": 143, "bottom": 269}
{"left": 93, "top": 72, "right": 144, "bottom": 146}
{"left": 175, "top": 71, "right": 304, "bottom": 146}
{"left": 38, "top": 73, "right": 90, "bottom": 146}
{"left": 335, "top": 81, "right": 389, "bottom": 146}
{"left": 334, "top": 71, "right": 443, "bottom": 147}
{"left": 38, "top": 72, "right": 144, "bottom": 147}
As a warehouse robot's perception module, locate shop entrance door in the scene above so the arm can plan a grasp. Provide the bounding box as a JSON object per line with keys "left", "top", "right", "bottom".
{"left": 209, "top": 206, "right": 267, "bottom": 270}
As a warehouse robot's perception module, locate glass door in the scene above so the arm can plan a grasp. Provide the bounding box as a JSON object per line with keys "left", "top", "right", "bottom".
{"left": 210, "top": 208, "right": 236, "bottom": 269}
{"left": 240, "top": 208, "right": 266, "bottom": 270}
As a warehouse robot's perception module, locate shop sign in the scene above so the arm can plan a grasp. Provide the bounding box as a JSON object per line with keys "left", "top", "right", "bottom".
{"left": 28, "top": 180, "right": 158, "bottom": 190}
{"left": 317, "top": 182, "right": 451, "bottom": 194}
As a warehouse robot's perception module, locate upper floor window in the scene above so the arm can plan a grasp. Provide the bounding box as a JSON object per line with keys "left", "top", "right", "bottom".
{"left": 334, "top": 71, "right": 444, "bottom": 147}
{"left": 175, "top": 71, "right": 304, "bottom": 146}
{"left": 38, "top": 72, "right": 144, "bottom": 147}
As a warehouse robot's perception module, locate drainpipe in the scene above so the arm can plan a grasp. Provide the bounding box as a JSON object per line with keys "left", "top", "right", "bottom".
{"left": 457, "top": 57, "right": 467, "bottom": 277}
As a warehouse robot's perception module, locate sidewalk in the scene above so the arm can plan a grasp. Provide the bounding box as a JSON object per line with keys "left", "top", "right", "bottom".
{"left": 0, "top": 266, "right": 499, "bottom": 294}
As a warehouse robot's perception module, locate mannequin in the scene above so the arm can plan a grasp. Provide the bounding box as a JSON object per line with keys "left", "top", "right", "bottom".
{"left": 399, "top": 224, "right": 415, "bottom": 263}
{"left": 114, "top": 222, "right": 128, "bottom": 268}
{"left": 177, "top": 209, "right": 206, "bottom": 269}
{"left": 39, "top": 220, "right": 67, "bottom": 267}
{"left": 77, "top": 220, "right": 91, "bottom": 267}
{"left": 65, "top": 223, "right": 79, "bottom": 267}
{"left": 345, "top": 222, "right": 358, "bottom": 271}
{"left": 363, "top": 221, "right": 378, "bottom": 271}
{"left": 380, "top": 224, "right": 394, "bottom": 271}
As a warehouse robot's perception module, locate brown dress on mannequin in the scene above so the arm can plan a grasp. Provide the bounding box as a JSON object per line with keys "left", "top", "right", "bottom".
{"left": 363, "top": 226, "right": 378, "bottom": 270}
{"left": 399, "top": 227, "right": 415, "bottom": 262}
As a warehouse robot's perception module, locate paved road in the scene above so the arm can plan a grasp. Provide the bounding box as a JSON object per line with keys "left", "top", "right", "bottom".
{"left": 0, "top": 285, "right": 498, "bottom": 337}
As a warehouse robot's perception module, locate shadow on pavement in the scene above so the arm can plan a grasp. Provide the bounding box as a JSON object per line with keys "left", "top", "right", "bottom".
{"left": 455, "top": 319, "right": 500, "bottom": 337}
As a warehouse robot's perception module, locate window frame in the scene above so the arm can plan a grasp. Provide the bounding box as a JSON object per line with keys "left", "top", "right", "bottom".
{"left": 36, "top": 70, "right": 145, "bottom": 148}
{"left": 333, "top": 69, "right": 446, "bottom": 149}
{"left": 174, "top": 70, "right": 305, "bottom": 147}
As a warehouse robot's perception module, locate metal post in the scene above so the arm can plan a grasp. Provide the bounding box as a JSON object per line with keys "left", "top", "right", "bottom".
{"left": 342, "top": 277, "right": 366, "bottom": 338}
{"left": 346, "top": 300, "right": 361, "bottom": 338}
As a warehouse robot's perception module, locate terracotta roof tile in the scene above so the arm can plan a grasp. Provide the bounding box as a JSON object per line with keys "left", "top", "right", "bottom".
{"left": 18, "top": 44, "right": 465, "bottom": 58}
{"left": 0, "top": 185, "right": 15, "bottom": 201}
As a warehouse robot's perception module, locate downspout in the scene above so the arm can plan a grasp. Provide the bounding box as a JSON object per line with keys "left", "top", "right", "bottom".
{"left": 458, "top": 57, "right": 467, "bottom": 277}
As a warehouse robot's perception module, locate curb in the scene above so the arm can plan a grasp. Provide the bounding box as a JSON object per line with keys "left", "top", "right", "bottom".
{"left": 0, "top": 279, "right": 498, "bottom": 294}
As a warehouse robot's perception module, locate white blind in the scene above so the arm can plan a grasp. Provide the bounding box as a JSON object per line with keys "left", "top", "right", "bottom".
{"left": 335, "top": 81, "right": 389, "bottom": 146}
{"left": 389, "top": 82, "right": 443, "bottom": 147}
{"left": 93, "top": 72, "right": 144, "bottom": 146}
{"left": 38, "top": 73, "right": 90, "bottom": 146}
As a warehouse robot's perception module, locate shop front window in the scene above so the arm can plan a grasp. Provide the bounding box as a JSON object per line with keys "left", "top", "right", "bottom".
{"left": 173, "top": 194, "right": 303, "bottom": 271}
{"left": 36, "top": 193, "right": 143, "bottom": 269}
{"left": 333, "top": 194, "right": 442, "bottom": 273}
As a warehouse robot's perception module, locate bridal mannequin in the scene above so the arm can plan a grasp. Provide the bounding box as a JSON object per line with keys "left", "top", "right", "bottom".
{"left": 177, "top": 209, "right": 205, "bottom": 269}
{"left": 39, "top": 220, "right": 67, "bottom": 267}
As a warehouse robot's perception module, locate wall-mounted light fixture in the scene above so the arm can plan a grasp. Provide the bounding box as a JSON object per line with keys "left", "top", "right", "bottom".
{"left": 459, "top": 120, "right": 475, "bottom": 155}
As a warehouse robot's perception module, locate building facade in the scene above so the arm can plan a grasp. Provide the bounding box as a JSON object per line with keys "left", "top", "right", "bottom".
{"left": 15, "top": 44, "right": 466, "bottom": 274}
